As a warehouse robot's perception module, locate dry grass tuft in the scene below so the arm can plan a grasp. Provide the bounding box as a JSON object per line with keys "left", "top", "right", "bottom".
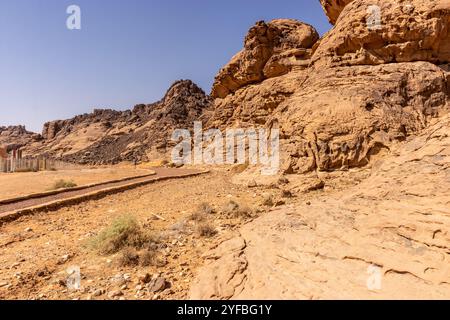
{"left": 189, "top": 202, "right": 215, "bottom": 222}
{"left": 197, "top": 222, "right": 217, "bottom": 238}
{"left": 189, "top": 211, "right": 207, "bottom": 222}
{"left": 52, "top": 179, "right": 77, "bottom": 190}
{"left": 222, "top": 200, "right": 254, "bottom": 219}
{"left": 140, "top": 249, "right": 158, "bottom": 267}
{"left": 117, "top": 247, "right": 140, "bottom": 267}
{"left": 88, "top": 215, "right": 158, "bottom": 255}
{"left": 197, "top": 202, "right": 215, "bottom": 215}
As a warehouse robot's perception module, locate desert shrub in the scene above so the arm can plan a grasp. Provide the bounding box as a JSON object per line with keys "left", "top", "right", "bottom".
{"left": 88, "top": 215, "right": 156, "bottom": 255}
{"left": 221, "top": 200, "right": 254, "bottom": 219}
{"left": 52, "top": 179, "right": 77, "bottom": 190}
{"left": 197, "top": 202, "right": 215, "bottom": 215}
{"left": 117, "top": 247, "right": 140, "bottom": 267}
{"left": 221, "top": 200, "right": 239, "bottom": 214}
{"left": 232, "top": 205, "right": 254, "bottom": 219}
{"left": 197, "top": 223, "right": 217, "bottom": 238}
{"left": 262, "top": 194, "right": 274, "bottom": 207}
{"left": 189, "top": 202, "right": 215, "bottom": 222}
{"left": 189, "top": 211, "right": 207, "bottom": 222}
{"left": 170, "top": 219, "right": 190, "bottom": 234}
{"left": 140, "top": 249, "right": 158, "bottom": 267}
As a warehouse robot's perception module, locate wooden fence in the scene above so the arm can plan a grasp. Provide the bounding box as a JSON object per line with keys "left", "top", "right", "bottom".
{"left": 0, "top": 158, "right": 81, "bottom": 173}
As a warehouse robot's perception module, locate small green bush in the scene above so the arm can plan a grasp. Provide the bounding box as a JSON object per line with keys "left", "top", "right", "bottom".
{"left": 88, "top": 215, "right": 155, "bottom": 255}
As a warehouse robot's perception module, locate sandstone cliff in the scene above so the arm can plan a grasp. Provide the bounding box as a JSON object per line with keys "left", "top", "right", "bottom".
{"left": 188, "top": 0, "right": 450, "bottom": 300}
{"left": 208, "top": 0, "right": 450, "bottom": 174}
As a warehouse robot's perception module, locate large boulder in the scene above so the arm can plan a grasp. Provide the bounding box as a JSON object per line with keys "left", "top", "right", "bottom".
{"left": 209, "top": 61, "right": 449, "bottom": 174}
{"left": 208, "top": 71, "right": 304, "bottom": 129}
{"left": 211, "top": 19, "right": 319, "bottom": 99}
{"left": 314, "top": 0, "right": 450, "bottom": 68}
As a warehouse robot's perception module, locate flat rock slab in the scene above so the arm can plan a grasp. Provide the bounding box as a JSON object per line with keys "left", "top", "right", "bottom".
{"left": 190, "top": 116, "right": 450, "bottom": 300}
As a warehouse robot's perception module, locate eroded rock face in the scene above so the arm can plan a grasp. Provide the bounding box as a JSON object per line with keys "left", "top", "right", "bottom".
{"left": 209, "top": 60, "right": 449, "bottom": 174}
{"left": 208, "top": 72, "right": 304, "bottom": 129}
{"left": 274, "top": 62, "right": 449, "bottom": 173}
{"left": 0, "top": 126, "right": 41, "bottom": 148}
{"left": 190, "top": 115, "right": 450, "bottom": 299}
{"left": 314, "top": 0, "right": 450, "bottom": 68}
{"left": 42, "top": 120, "right": 67, "bottom": 140}
{"left": 319, "top": 0, "right": 354, "bottom": 25}
{"left": 208, "top": 1, "right": 450, "bottom": 174}
{"left": 211, "top": 19, "right": 319, "bottom": 99}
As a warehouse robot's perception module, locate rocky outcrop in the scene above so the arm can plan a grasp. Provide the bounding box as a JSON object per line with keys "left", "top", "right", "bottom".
{"left": 208, "top": 1, "right": 450, "bottom": 174}
{"left": 274, "top": 62, "right": 449, "bottom": 173}
{"left": 208, "top": 72, "right": 302, "bottom": 129}
{"left": 24, "top": 80, "right": 211, "bottom": 164}
{"left": 0, "top": 126, "right": 41, "bottom": 149}
{"left": 193, "top": 1, "right": 450, "bottom": 299}
{"left": 190, "top": 114, "right": 450, "bottom": 299}
{"left": 211, "top": 19, "right": 319, "bottom": 99}
{"left": 319, "top": 0, "right": 354, "bottom": 24}
{"left": 42, "top": 121, "right": 63, "bottom": 140}
{"left": 314, "top": 0, "right": 450, "bottom": 68}
{"left": 42, "top": 109, "right": 129, "bottom": 141}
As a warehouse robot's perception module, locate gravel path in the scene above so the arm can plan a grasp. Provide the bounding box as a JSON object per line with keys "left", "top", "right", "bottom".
{"left": 0, "top": 168, "right": 202, "bottom": 214}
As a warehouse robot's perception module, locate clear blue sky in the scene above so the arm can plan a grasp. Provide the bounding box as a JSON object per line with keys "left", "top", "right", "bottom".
{"left": 0, "top": 0, "right": 331, "bottom": 132}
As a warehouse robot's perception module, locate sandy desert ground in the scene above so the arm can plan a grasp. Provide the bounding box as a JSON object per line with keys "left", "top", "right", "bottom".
{"left": 0, "top": 168, "right": 283, "bottom": 300}
{"left": 0, "top": 167, "right": 153, "bottom": 201}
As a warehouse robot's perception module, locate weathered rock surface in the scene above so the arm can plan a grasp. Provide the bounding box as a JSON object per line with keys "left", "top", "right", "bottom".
{"left": 209, "top": 60, "right": 449, "bottom": 173}
{"left": 190, "top": 115, "right": 450, "bottom": 299}
{"left": 211, "top": 19, "right": 319, "bottom": 99}
{"left": 0, "top": 126, "right": 41, "bottom": 149}
{"left": 208, "top": 1, "right": 450, "bottom": 174}
{"left": 314, "top": 0, "right": 450, "bottom": 68}
{"left": 274, "top": 62, "right": 449, "bottom": 173}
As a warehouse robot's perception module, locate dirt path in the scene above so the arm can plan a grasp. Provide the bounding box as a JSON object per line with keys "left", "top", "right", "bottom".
{"left": 0, "top": 167, "right": 155, "bottom": 201}
{"left": 0, "top": 169, "right": 268, "bottom": 300}
{"left": 0, "top": 168, "right": 202, "bottom": 215}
